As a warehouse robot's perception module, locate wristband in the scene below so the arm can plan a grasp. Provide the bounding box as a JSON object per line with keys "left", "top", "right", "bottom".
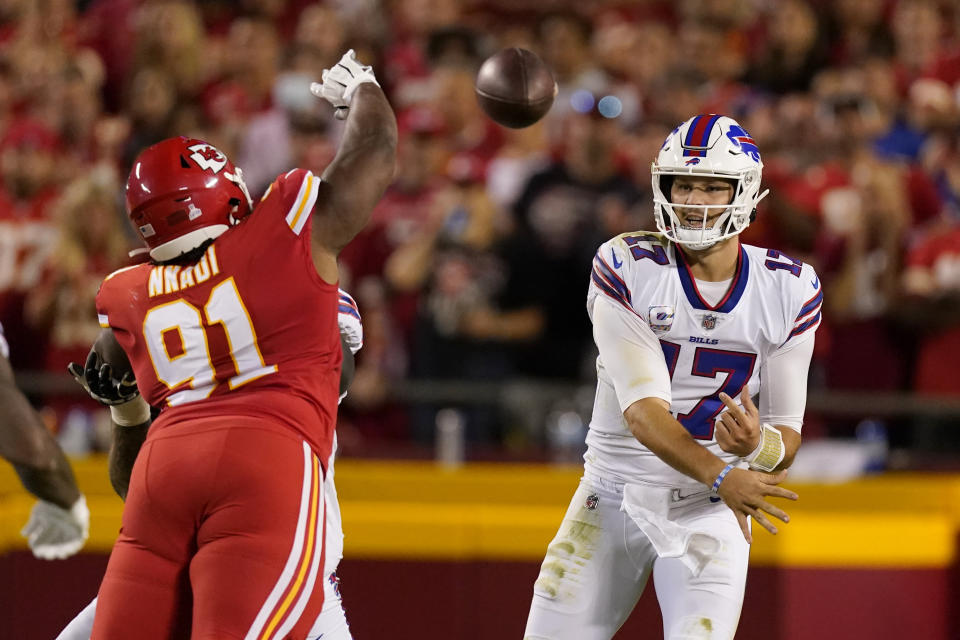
{"left": 747, "top": 424, "right": 785, "bottom": 472}
{"left": 711, "top": 463, "right": 735, "bottom": 493}
{"left": 110, "top": 395, "right": 151, "bottom": 427}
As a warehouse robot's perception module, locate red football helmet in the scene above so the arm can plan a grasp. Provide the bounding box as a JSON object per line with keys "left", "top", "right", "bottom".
{"left": 125, "top": 137, "right": 253, "bottom": 261}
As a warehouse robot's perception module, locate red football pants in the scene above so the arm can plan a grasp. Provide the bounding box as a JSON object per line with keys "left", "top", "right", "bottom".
{"left": 91, "top": 419, "right": 327, "bottom": 640}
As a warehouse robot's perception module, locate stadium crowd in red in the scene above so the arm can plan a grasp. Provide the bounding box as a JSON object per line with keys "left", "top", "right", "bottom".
{"left": 1, "top": 0, "right": 959, "bottom": 454}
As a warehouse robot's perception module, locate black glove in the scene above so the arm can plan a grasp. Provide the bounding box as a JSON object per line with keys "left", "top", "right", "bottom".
{"left": 68, "top": 350, "right": 140, "bottom": 407}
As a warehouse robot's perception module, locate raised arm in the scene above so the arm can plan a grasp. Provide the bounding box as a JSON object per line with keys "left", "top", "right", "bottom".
{"left": 310, "top": 50, "right": 398, "bottom": 283}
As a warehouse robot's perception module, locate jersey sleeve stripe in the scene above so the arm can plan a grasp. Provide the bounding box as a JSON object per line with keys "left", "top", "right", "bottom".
{"left": 285, "top": 172, "right": 320, "bottom": 236}
{"left": 795, "top": 290, "right": 823, "bottom": 322}
{"left": 591, "top": 269, "right": 635, "bottom": 313}
{"left": 591, "top": 264, "right": 628, "bottom": 304}
{"left": 338, "top": 303, "right": 361, "bottom": 320}
{"left": 98, "top": 313, "right": 110, "bottom": 328}
{"left": 593, "top": 252, "right": 632, "bottom": 304}
{"left": 337, "top": 291, "right": 359, "bottom": 309}
{"left": 260, "top": 183, "right": 274, "bottom": 202}
{"left": 338, "top": 298, "right": 360, "bottom": 317}
{"left": 784, "top": 311, "right": 821, "bottom": 344}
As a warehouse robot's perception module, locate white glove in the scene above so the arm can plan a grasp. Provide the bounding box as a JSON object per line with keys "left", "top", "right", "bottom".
{"left": 310, "top": 49, "right": 379, "bottom": 120}
{"left": 337, "top": 289, "right": 363, "bottom": 354}
{"left": 21, "top": 495, "right": 90, "bottom": 560}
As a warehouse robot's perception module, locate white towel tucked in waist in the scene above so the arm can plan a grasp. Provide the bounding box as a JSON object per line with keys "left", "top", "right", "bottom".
{"left": 620, "top": 483, "right": 721, "bottom": 577}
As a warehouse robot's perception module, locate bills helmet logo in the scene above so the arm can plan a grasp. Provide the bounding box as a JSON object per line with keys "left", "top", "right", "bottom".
{"left": 685, "top": 158, "right": 700, "bottom": 166}
{"left": 725, "top": 125, "right": 761, "bottom": 163}
{"left": 585, "top": 494, "right": 599, "bottom": 511}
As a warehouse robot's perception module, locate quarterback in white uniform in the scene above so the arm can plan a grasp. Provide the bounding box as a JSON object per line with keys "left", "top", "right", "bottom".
{"left": 525, "top": 114, "right": 819, "bottom": 640}
{"left": 56, "top": 289, "right": 363, "bottom": 640}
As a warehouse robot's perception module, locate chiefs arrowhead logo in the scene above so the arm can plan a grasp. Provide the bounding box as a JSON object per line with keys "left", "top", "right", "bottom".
{"left": 187, "top": 143, "right": 227, "bottom": 174}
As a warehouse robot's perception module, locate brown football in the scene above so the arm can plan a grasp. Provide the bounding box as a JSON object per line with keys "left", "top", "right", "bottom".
{"left": 475, "top": 48, "right": 557, "bottom": 129}
{"left": 93, "top": 329, "right": 134, "bottom": 380}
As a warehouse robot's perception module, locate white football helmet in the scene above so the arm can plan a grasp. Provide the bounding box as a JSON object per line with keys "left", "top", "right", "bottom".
{"left": 652, "top": 114, "right": 769, "bottom": 250}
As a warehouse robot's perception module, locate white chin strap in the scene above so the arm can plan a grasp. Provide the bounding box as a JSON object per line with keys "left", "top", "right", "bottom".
{"left": 148, "top": 225, "right": 229, "bottom": 261}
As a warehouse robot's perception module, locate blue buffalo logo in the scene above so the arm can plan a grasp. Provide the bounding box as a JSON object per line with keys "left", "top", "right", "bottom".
{"left": 685, "top": 158, "right": 700, "bottom": 166}
{"left": 726, "top": 125, "right": 761, "bottom": 162}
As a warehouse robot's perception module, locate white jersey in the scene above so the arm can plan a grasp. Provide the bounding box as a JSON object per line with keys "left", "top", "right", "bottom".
{"left": 324, "top": 288, "right": 362, "bottom": 576}
{"left": 585, "top": 231, "right": 821, "bottom": 489}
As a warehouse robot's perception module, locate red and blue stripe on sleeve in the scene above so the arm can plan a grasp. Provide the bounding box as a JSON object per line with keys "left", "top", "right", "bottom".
{"left": 338, "top": 290, "right": 361, "bottom": 321}
{"left": 785, "top": 284, "right": 822, "bottom": 344}
{"left": 591, "top": 249, "right": 634, "bottom": 313}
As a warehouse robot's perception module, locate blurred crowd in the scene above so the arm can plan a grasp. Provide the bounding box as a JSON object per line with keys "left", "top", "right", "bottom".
{"left": 2, "top": 0, "right": 960, "bottom": 456}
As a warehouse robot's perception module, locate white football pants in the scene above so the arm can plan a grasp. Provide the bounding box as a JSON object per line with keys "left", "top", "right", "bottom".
{"left": 524, "top": 473, "right": 750, "bottom": 640}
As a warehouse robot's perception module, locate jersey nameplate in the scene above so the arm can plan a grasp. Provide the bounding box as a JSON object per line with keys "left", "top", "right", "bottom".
{"left": 148, "top": 245, "right": 221, "bottom": 298}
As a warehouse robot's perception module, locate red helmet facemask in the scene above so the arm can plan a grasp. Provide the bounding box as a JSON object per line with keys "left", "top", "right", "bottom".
{"left": 125, "top": 137, "right": 253, "bottom": 261}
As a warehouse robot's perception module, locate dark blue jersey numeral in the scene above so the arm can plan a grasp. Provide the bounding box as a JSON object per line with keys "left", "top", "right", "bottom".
{"left": 764, "top": 249, "right": 802, "bottom": 277}
{"left": 624, "top": 235, "right": 669, "bottom": 265}
{"left": 659, "top": 341, "right": 757, "bottom": 440}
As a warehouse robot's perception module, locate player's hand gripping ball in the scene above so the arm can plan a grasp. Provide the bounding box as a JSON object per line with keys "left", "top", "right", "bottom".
{"left": 475, "top": 48, "right": 557, "bottom": 129}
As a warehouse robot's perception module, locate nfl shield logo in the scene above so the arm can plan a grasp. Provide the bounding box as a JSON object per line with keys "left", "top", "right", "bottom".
{"left": 702, "top": 314, "right": 718, "bottom": 331}
{"left": 585, "top": 494, "right": 599, "bottom": 510}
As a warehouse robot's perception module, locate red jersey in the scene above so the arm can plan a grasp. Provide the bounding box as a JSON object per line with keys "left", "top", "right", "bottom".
{"left": 96, "top": 168, "right": 342, "bottom": 461}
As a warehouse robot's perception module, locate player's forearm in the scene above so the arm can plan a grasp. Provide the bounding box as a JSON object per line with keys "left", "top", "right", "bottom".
{"left": 319, "top": 83, "right": 397, "bottom": 251}
{"left": 14, "top": 452, "right": 80, "bottom": 509}
{"left": 0, "top": 389, "right": 80, "bottom": 508}
{"left": 12, "top": 439, "right": 81, "bottom": 509}
{"left": 769, "top": 425, "right": 801, "bottom": 471}
{"left": 624, "top": 398, "right": 727, "bottom": 487}
{"left": 108, "top": 422, "right": 149, "bottom": 500}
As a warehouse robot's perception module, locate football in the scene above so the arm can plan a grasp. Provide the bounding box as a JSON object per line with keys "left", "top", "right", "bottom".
{"left": 475, "top": 48, "right": 557, "bottom": 129}
{"left": 93, "top": 329, "right": 134, "bottom": 380}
